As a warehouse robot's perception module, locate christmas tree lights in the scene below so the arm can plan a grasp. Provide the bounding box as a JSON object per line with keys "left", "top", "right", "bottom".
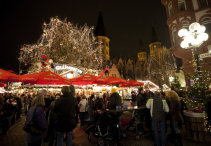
{"left": 19, "top": 17, "right": 104, "bottom": 73}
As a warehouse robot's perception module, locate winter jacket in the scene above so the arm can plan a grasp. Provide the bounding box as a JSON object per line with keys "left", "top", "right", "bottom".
{"left": 166, "top": 98, "right": 183, "bottom": 122}
{"left": 146, "top": 95, "right": 169, "bottom": 121}
{"left": 131, "top": 94, "right": 137, "bottom": 102}
{"left": 136, "top": 93, "right": 146, "bottom": 106}
{"left": 53, "top": 95, "right": 76, "bottom": 132}
{"left": 26, "top": 106, "right": 48, "bottom": 143}
{"left": 94, "top": 97, "right": 103, "bottom": 110}
{"left": 88, "top": 99, "right": 95, "bottom": 114}
{"left": 108, "top": 92, "right": 122, "bottom": 110}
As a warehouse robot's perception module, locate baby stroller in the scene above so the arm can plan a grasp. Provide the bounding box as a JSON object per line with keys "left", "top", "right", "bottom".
{"left": 86, "top": 110, "right": 121, "bottom": 146}
{"left": 121, "top": 109, "right": 144, "bottom": 140}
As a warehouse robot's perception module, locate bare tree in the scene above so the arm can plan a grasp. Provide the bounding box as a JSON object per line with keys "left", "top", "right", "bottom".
{"left": 148, "top": 46, "right": 177, "bottom": 88}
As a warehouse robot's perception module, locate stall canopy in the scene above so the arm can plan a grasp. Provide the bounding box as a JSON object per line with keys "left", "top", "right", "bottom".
{"left": 69, "top": 74, "right": 106, "bottom": 85}
{"left": 0, "top": 82, "right": 6, "bottom": 87}
{"left": 20, "top": 71, "right": 71, "bottom": 85}
{"left": 103, "top": 76, "right": 127, "bottom": 85}
{"left": 119, "top": 80, "right": 144, "bottom": 87}
{"left": 0, "top": 69, "right": 19, "bottom": 82}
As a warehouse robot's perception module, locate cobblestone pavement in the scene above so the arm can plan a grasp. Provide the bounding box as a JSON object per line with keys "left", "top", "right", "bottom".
{"left": 0, "top": 116, "right": 211, "bottom": 146}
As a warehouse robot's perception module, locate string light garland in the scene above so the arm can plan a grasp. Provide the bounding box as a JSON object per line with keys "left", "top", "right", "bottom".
{"left": 19, "top": 17, "right": 105, "bottom": 74}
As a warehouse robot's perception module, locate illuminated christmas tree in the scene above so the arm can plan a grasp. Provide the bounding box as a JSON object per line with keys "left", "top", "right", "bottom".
{"left": 19, "top": 17, "right": 104, "bottom": 74}
{"left": 187, "top": 71, "right": 210, "bottom": 104}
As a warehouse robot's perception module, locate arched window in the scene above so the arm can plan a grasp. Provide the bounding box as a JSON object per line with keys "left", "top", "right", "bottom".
{"left": 201, "top": 17, "right": 211, "bottom": 33}
{"left": 172, "top": 26, "right": 178, "bottom": 46}
{"left": 198, "top": 0, "right": 208, "bottom": 9}
{"left": 181, "top": 20, "right": 189, "bottom": 29}
{"left": 178, "top": 0, "right": 186, "bottom": 11}
{"left": 168, "top": 2, "right": 174, "bottom": 17}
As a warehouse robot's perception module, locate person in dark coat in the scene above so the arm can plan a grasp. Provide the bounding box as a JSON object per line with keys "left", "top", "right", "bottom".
{"left": 94, "top": 93, "right": 103, "bottom": 110}
{"left": 144, "top": 87, "right": 154, "bottom": 132}
{"left": 25, "top": 90, "right": 48, "bottom": 146}
{"left": 108, "top": 88, "right": 122, "bottom": 110}
{"left": 136, "top": 87, "right": 145, "bottom": 136}
{"left": 0, "top": 95, "right": 10, "bottom": 135}
{"left": 75, "top": 94, "right": 81, "bottom": 123}
{"left": 131, "top": 91, "right": 137, "bottom": 106}
{"left": 88, "top": 94, "right": 95, "bottom": 122}
{"left": 137, "top": 87, "right": 146, "bottom": 106}
{"left": 48, "top": 93, "right": 60, "bottom": 146}
{"left": 53, "top": 86, "right": 76, "bottom": 146}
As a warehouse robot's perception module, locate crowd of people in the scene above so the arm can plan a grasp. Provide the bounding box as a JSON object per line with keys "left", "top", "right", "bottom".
{"left": 0, "top": 85, "right": 190, "bottom": 146}
{"left": 0, "top": 93, "right": 22, "bottom": 135}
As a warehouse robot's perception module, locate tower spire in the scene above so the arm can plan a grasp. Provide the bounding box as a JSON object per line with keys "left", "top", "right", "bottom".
{"left": 151, "top": 27, "right": 158, "bottom": 43}
{"left": 139, "top": 39, "right": 144, "bottom": 50}
{"left": 95, "top": 11, "right": 106, "bottom": 36}
{"left": 95, "top": 11, "right": 110, "bottom": 61}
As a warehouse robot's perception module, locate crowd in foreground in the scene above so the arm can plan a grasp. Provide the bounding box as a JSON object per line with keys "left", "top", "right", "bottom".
{"left": 0, "top": 86, "right": 190, "bottom": 146}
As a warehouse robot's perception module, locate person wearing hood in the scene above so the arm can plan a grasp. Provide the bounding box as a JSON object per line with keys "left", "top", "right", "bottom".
{"left": 53, "top": 86, "right": 76, "bottom": 146}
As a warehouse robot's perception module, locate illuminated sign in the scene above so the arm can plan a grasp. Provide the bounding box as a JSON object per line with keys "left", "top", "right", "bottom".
{"left": 55, "top": 64, "right": 82, "bottom": 74}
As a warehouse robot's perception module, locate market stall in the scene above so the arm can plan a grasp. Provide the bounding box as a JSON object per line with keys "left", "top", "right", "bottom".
{"left": 19, "top": 70, "right": 71, "bottom": 85}
{"left": 0, "top": 69, "right": 19, "bottom": 82}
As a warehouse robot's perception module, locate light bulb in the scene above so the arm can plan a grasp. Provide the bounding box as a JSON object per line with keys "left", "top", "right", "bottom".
{"left": 180, "top": 40, "right": 189, "bottom": 48}
{"left": 191, "top": 38, "right": 202, "bottom": 46}
{"left": 197, "top": 25, "right": 206, "bottom": 34}
{"left": 189, "top": 22, "right": 201, "bottom": 33}
{"left": 197, "top": 33, "right": 208, "bottom": 42}
{"left": 178, "top": 28, "right": 188, "bottom": 37}
{"left": 184, "top": 35, "right": 194, "bottom": 43}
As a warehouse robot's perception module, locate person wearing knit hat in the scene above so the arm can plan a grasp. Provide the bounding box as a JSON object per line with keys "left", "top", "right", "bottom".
{"left": 111, "top": 88, "right": 117, "bottom": 93}
{"left": 108, "top": 88, "right": 121, "bottom": 110}
{"left": 108, "top": 87, "right": 122, "bottom": 145}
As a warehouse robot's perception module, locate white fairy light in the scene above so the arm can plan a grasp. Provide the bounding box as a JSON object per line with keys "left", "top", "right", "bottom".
{"left": 19, "top": 17, "right": 105, "bottom": 73}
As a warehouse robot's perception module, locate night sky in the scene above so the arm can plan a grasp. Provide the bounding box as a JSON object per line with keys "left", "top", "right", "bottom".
{"left": 0, "top": 0, "right": 171, "bottom": 73}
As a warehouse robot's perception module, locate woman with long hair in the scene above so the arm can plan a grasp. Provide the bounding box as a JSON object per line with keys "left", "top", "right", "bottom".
{"left": 165, "top": 90, "right": 184, "bottom": 146}
{"left": 25, "top": 90, "right": 48, "bottom": 146}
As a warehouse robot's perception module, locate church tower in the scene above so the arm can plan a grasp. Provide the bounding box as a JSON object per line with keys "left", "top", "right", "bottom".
{"left": 149, "top": 27, "right": 162, "bottom": 56}
{"left": 95, "top": 11, "right": 110, "bottom": 61}
{"left": 137, "top": 39, "right": 147, "bottom": 62}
